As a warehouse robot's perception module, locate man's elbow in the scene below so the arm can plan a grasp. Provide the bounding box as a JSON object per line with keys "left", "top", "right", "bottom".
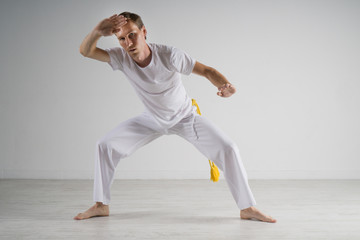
{"left": 79, "top": 48, "right": 86, "bottom": 57}
{"left": 79, "top": 46, "right": 90, "bottom": 57}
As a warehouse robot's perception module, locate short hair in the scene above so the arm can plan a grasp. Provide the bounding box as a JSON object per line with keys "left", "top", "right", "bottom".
{"left": 118, "top": 12, "right": 144, "bottom": 30}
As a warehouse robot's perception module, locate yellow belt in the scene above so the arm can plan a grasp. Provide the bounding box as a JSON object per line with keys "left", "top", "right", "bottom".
{"left": 191, "top": 99, "right": 220, "bottom": 182}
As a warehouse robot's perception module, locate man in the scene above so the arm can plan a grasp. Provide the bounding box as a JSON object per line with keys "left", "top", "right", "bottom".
{"left": 74, "top": 12, "right": 276, "bottom": 223}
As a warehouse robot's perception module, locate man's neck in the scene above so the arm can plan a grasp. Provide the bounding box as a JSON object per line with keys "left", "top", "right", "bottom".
{"left": 133, "top": 44, "right": 152, "bottom": 68}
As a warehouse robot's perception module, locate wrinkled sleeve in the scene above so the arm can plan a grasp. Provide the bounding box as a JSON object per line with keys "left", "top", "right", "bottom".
{"left": 105, "top": 47, "right": 124, "bottom": 71}
{"left": 170, "top": 47, "right": 196, "bottom": 75}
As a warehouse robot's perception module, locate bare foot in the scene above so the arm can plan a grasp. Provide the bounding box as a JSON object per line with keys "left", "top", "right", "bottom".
{"left": 240, "top": 206, "right": 276, "bottom": 223}
{"left": 73, "top": 202, "right": 109, "bottom": 220}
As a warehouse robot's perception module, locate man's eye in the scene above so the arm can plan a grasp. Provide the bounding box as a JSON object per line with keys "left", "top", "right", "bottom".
{"left": 119, "top": 38, "right": 125, "bottom": 41}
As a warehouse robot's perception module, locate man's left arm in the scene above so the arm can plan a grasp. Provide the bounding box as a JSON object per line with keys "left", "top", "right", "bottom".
{"left": 192, "top": 61, "right": 236, "bottom": 98}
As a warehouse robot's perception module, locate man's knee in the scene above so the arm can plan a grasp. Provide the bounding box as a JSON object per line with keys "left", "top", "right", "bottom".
{"left": 226, "top": 142, "right": 239, "bottom": 153}
{"left": 96, "top": 139, "right": 127, "bottom": 158}
{"left": 219, "top": 140, "right": 240, "bottom": 161}
{"left": 216, "top": 136, "right": 238, "bottom": 153}
{"left": 96, "top": 138, "right": 109, "bottom": 151}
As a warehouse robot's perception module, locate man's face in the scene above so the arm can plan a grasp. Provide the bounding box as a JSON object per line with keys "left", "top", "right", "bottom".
{"left": 115, "top": 21, "right": 147, "bottom": 58}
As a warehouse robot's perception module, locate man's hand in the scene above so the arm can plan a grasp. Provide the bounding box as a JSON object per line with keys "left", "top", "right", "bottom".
{"left": 94, "top": 14, "right": 128, "bottom": 37}
{"left": 192, "top": 62, "right": 236, "bottom": 97}
{"left": 217, "top": 83, "right": 236, "bottom": 97}
{"left": 80, "top": 14, "right": 127, "bottom": 62}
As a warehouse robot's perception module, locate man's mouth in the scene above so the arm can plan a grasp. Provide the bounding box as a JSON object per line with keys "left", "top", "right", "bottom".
{"left": 129, "top": 48, "right": 136, "bottom": 52}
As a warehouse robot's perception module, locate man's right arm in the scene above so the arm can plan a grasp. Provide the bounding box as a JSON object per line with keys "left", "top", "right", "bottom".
{"left": 79, "top": 31, "right": 110, "bottom": 62}
{"left": 79, "top": 14, "right": 127, "bottom": 62}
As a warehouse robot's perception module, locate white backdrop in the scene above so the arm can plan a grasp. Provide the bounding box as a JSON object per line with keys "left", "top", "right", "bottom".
{"left": 1, "top": 0, "right": 359, "bottom": 179}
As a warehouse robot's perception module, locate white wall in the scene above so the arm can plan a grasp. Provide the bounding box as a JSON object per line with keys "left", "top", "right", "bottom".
{"left": 1, "top": 0, "right": 359, "bottom": 179}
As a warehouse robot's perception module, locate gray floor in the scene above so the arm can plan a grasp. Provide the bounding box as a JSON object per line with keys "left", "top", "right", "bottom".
{"left": 0, "top": 179, "right": 359, "bottom": 240}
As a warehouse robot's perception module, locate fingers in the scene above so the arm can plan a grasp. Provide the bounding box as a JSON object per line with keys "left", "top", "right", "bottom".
{"left": 111, "top": 16, "right": 126, "bottom": 24}
{"left": 217, "top": 83, "right": 235, "bottom": 97}
{"left": 108, "top": 14, "right": 126, "bottom": 24}
{"left": 217, "top": 84, "right": 226, "bottom": 97}
{"left": 108, "top": 15, "right": 127, "bottom": 34}
{"left": 217, "top": 83, "right": 230, "bottom": 92}
{"left": 109, "top": 14, "right": 125, "bottom": 19}
{"left": 114, "top": 16, "right": 127, "bottom": 27}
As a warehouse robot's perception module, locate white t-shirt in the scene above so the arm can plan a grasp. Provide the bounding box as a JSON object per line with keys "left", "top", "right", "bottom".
{"left": 106, "top": 43, "right": 196, "bottom": 129}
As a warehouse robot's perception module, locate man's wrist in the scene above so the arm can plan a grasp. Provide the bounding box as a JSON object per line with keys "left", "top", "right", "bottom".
{"left": 91, "top": 28, "right": 103, "bottom": 38}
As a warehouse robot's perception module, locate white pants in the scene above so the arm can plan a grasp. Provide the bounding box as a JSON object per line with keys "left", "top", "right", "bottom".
{"left": 93, "top": 107, "right": 256, "bottom": 210}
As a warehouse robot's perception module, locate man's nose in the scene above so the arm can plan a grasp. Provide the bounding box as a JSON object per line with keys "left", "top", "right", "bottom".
{"left": 126, "top": 37, "right": 133, "bottom": 47}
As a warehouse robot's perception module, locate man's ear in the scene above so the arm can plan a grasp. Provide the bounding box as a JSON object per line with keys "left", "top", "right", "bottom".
{"left": 142, "top": 26, "right": 147, "bottom": 40}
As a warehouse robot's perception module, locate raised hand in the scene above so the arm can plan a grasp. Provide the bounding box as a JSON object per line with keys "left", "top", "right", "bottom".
{"left": 217, "top": 83, "right": 236, "bottom": 97}
{"left": 94, "top": 14, "right": 128, "bottom": 37}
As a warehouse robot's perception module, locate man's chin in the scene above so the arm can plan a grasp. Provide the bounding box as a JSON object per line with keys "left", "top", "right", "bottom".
{"left": 128, "top": 50, "right": 138, "bottom": 56}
